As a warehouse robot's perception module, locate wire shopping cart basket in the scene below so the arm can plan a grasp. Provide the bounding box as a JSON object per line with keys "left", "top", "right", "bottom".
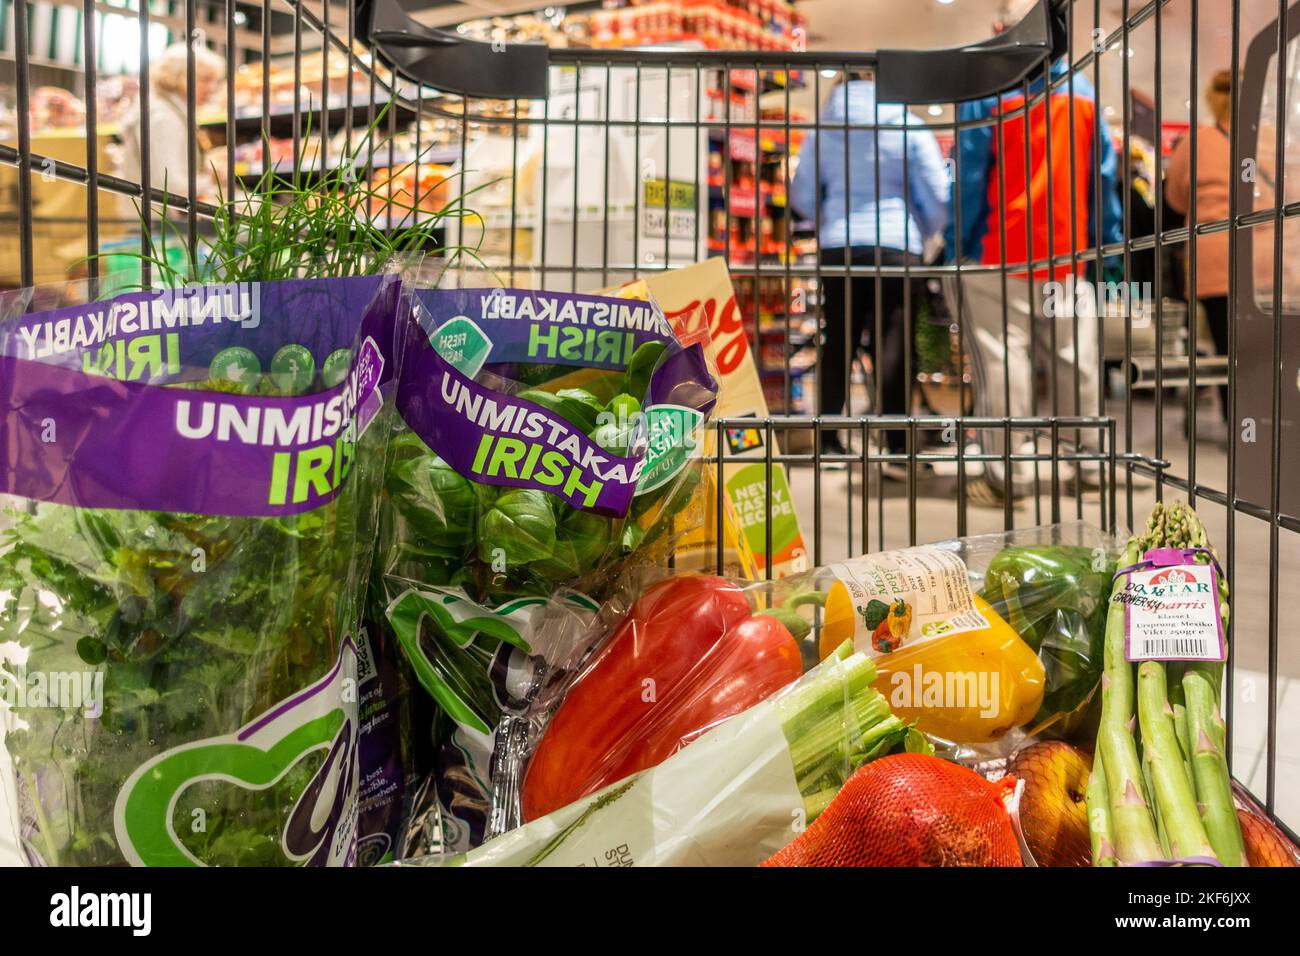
{"left": 1, "top": 0, "right": 1296, "bottom": 855}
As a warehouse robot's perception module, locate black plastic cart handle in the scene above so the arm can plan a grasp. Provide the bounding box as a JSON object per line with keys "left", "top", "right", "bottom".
{"left": 354, "top": 0, "right": 1064, "bottom": 105}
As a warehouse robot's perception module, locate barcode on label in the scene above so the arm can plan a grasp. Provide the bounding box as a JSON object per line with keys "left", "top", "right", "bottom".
{"left": 1129, "top": 637, "right": 1217, "bottom": 660}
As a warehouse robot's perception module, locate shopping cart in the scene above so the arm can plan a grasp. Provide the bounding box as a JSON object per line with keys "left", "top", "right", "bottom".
{"left": 1, "top": 0, "right": 1294, "bottom": 844}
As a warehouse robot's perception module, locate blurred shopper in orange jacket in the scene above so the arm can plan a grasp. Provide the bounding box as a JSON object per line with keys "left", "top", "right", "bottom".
{"left": 1164, "top": 70, "right": 1234, "bottom": 422}
{"left": 943, "top": 0, "right": 1123, "bottom": 497}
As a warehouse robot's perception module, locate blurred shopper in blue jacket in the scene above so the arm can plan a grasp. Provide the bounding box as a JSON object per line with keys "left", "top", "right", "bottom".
{"left": 791, "top": 73, "right": 950, "bottom": 456}
{"left": 943, "top": 0, "right": 1124, "bottom": 496}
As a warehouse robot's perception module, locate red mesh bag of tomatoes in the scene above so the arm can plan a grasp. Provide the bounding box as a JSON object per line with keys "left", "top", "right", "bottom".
{"left": 762, "top": 753, "right": 1024, "bottom": 867}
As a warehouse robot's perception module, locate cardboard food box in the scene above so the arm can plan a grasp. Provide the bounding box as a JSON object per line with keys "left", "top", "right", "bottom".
{"left": 616, "top": 259, "right": 809, "bottom": 579}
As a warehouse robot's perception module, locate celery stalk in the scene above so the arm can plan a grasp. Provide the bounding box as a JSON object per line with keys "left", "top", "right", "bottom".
{"left": 774, "top": 642, "right": 911, "bottom": 820}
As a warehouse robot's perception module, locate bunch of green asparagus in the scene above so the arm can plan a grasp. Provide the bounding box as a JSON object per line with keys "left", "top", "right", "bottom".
{"left": 1088, "top": 501, "right": 1246, "bottom": 866}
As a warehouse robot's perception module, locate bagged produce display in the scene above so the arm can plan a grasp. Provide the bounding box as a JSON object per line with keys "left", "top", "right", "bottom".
{"left": 789, "top": 525, "right": 1119, "bottom": 750}
{"left": 353, "top": 617, "right": 423, "bottom": 866}
{"left": 450, "top": 523, "right": 1115, "bottom": 854}
{"left": 2, "top": 279, "right": 1292, "bottom": 877}
{"left": 1233, "top": 782, "right": 1300, "bottom": 867}
{"left": 519, "top": 574, "right": 806, "bottom": 821}
{"left": 1004, "top": 740, "right": 1094, "bottom": 867}
{"left": 372, "top": 282, "right": 719, "bottom": 852}
{"left": 773, "top": 523, "right": 1117, "bottom": 752}
{"left": 0, "top": 275, "right": 403, "bottom": 866}
{"left": 1088, "top": 502, "right": 1246, "bottom": 867}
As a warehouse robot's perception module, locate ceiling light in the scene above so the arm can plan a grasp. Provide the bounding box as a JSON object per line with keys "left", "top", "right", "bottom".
{"left": 820, "top": 69, "right": 838, "bottom": 78}
{"left": 927, "top": 104, "right": 943, "bottom": 116}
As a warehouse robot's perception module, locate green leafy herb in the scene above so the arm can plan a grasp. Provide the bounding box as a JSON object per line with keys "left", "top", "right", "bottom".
{"left": 477, "top": 489, "right": 558, "bottom": 565}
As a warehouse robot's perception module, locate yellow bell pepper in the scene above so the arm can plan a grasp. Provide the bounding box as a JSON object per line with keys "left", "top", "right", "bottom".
{"left": 816, "top": 585, "right": 1044, "bottom": 744}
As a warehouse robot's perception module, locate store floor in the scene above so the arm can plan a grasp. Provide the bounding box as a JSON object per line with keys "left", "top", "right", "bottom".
{"left": 784, "top": 392, "right": 1299, "bottom": 827}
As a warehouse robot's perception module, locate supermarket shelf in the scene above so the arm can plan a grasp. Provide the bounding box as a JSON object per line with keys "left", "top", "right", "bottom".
{"left": 233, "top": 145, "right": 461, "bottom": 181}
{"left": 721, "top": 67, "right": 805, "bottom": 94}
{"left": 467, "top": 203, "right": 642, "bottom": 231}
{"left": 707, "top": 237, "right": 815, "bottom": 261}
{"left": 758, "top": 324, "right": 813, "bottom": 342}
{"left": 707, "top": 127, "right": 795, "bottom": 161}
{"left": 759, "top": 364, "right": 813, "bottom": 380}
{"left": 201, "top": 98, "right": 421, "bottom": 137}
{"left": 708, "top": 181, "right": 786, "bottom": 216}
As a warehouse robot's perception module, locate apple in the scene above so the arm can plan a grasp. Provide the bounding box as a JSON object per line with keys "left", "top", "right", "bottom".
{"left": 1008, "top": 741, "right": 1093, "bottom": 867}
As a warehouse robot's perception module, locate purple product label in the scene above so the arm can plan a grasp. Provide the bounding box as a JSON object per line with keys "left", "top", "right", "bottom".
{"left": 396, "top": 312, "right": 645, "bottom": 516}
{"left": 0, "top": 276, "right": 399, "bottom": 516}
{"left": 414, "top": 288, "right": 675, "bottom": 372}
{"left": 0, "top": 277, "right": 385, "bottom": 384}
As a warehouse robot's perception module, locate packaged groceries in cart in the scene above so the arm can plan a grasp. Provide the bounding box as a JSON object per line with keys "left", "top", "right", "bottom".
{"left": 378, "top": 282, "right": 719, "bottom": 602}
{"left": 373, "top": 278, "right": 721, "bottom": 852}
{"left": 398, "top": 522, "right": 1119, "bottom": 864}
{"left": 402, "top": 639, "right": 922, "bottom": 867}
{"left": 0, "top": 275, "right": 403, "bottom": 866}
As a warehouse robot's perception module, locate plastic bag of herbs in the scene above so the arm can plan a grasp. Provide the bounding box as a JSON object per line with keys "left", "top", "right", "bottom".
{"left": 380, "top": 283, "right": 720, "bottom": 601}
{"left": 0, "top": 274, "right": 403, "bottom": 866}
{"left": 372, "top": 281, "right": 719, "bottom": 852}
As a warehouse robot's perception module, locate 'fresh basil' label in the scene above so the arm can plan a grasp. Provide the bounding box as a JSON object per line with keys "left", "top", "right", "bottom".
{"left": 636, "top": 405, "right": 704, "bottom": 495}
{"left": 431, "top": 315, "right": 493, "bottom": 377}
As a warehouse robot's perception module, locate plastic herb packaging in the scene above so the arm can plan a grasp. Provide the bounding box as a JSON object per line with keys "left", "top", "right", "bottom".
{"left": 379, "top": 283, "right": 719, "bottom": 602}
{"left": 380, "top": 583, "right": 599, "bottom": 853}
{"left": 0, "top": 275, "right": 402, "bottom": 866}
{"left": 370, "top": 278, "right": 720, "bottom": 853}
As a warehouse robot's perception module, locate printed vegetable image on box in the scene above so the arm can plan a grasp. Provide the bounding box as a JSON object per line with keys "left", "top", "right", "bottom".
{"left": 629, "top": 259, "right": 810, "bottom": 580}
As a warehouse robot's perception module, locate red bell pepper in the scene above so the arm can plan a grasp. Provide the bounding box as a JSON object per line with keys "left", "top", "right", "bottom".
{"left": 521, "top": 574, "right": 805, "bottom": 821}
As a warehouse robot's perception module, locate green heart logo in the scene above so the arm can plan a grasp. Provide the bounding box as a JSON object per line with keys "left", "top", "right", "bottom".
{"left": 113, "top": 639, "right": 359, "bottom": 867}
